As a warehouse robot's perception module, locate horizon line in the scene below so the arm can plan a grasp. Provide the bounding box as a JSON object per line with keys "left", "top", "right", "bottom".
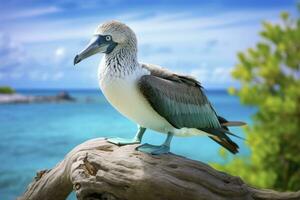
{"left": 13, "top": 87, "right": 232, "bottom": 91}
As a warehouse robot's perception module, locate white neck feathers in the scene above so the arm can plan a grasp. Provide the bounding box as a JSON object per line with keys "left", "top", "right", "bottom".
{"left": 99, "top": 45, "right": 139, "bottom": 79}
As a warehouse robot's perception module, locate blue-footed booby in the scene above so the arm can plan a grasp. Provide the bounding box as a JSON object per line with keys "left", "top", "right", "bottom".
{"left": 74, "top": 20, "right": 246, "bottom": 155}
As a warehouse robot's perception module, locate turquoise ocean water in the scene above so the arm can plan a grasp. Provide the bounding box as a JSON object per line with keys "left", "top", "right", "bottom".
{"left": 0, "top": 89, "right": 255, "bottom": 200}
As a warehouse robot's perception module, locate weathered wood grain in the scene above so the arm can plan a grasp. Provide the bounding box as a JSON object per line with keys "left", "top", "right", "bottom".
{"left": 18, "top": 138, "right": 300, "bottom": 200}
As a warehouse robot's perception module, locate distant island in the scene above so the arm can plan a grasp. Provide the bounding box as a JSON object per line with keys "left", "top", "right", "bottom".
{"left": 0, "top": 86, "right": 15, "bottom": 94}
{"left": 0, "top": 86, "right": 75, "bottom": 104}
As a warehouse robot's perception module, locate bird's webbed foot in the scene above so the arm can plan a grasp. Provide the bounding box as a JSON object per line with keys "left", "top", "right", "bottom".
{"left": 106, "top": 126, "right": 146, "bottom": 146}
{"left": 106, "top": 137, "right": 141, "bottom": 146}
{"left": 136, "top": 143, "right": 170, "bottom": 155}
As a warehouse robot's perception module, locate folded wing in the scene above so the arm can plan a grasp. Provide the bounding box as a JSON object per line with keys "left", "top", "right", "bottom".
{"left": 138, "top": 71, "right": 221, "bottom": 129}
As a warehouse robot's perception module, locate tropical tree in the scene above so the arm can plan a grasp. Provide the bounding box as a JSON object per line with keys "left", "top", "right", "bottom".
{"left": 214, "top": 8, "right": 300, "bottom": 191}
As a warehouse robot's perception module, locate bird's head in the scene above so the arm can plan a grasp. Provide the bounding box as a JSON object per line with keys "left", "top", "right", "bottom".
{"left": 74, "top": 20, "right": 137, "bottom": 65}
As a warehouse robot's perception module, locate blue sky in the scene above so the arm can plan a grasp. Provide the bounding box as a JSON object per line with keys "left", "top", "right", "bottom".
{"left": 0, "top": 0, "right": 297, "bottom": 89}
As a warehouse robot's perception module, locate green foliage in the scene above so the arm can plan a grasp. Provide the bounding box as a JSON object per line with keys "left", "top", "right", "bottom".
{"left": 213, "top": 10, "right": 300, "bottom": 191}
{"left": 0, "top": 86, "right": 15, "bottom": 94}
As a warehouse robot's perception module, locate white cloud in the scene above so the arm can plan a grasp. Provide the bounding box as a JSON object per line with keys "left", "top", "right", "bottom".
{"left": 54, "top": 47, "right": 66, "bottom": 63}
{"left": 52, "top": 72, "right": 64, "bottom": 80}
{"left": 28, "top": 71, "right": 47, "bottom": 81}
{"left": 28, "top": 71, "right": 40, "bottom": 80}
{"left": 0, "top": 6, "right": 61, "bottom": 21}
{"left": 55, "top": 47, "right": 65, "bottom": 57}
{"left": 10, "top": 72, "right": 24, "bottom": 79}
{"left": 0, "top": 33, "right": 25, "bottom": 70}
{"left": 190, "top": 66, "right": 234, "bottom": 85}
{"left": 5, "top": 8, "right": 281, "bottom": 44}
{"left": 0, "top": 6, "right": 287, "bottom": 88}
{"left": 28, "top": 71, "right": 66, "bottom": 81}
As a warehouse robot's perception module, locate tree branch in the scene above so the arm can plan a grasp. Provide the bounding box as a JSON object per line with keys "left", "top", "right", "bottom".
{"left": 18, "top": 138, "right": 300, "bottom": 200}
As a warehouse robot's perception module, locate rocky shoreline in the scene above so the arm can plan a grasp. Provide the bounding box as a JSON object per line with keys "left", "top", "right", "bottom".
{"left": 0, "top": 91, "right": 75, "bottom": 104}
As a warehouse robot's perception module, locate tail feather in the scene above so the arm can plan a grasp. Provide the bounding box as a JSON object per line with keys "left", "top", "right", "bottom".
{"left": 217, "top": 116, "right": 246, "bottom": 127}
{"left": 223, "top": 129, "right": 245, "bottom": 140}
{"left": 201, "top": 128, "right": 239, "bottom": 154}
{"left": 217, "top": 116, "right": 246, "bottom": 140}
{"left": 209, "top": 135, "right": 239, "bottom": 154}
{"left": 199, "top": 116, "right": 245, "bottom": 154}
{"left": 222, "top": 121, "right": 247, "bottom": 127}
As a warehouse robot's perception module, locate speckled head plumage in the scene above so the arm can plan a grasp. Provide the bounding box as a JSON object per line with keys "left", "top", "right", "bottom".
{"left": 94, "top": 20, "right": 137, "bottom": 47}
{"left": 74, "top": 20, "right": 138, "bottom": 65}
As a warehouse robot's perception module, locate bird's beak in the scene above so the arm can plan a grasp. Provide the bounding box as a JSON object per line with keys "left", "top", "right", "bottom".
{"left": 74, "top": 36, "right": 108, "bottom": 65}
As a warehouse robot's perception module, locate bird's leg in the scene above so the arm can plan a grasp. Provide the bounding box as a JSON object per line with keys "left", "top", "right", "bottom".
{"left": 136, "top": 132, "right": 173, "bottom": 155}
{"left": 106, "top": 126, "right": 146, "bottom": 146}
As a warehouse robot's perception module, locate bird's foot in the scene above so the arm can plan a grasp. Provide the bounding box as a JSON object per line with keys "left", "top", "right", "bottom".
{"left": 136, "top": 143, "right": 170, "bottom": 155}
{"left": 106, "top": 137, "right": 141, "bottom": 146}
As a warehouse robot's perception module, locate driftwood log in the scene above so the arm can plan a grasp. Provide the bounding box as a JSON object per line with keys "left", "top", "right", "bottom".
{"left": 18, "top": 138, "right": 300, "bottom": 200}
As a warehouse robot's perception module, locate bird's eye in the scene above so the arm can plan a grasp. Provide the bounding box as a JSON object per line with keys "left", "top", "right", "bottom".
{"left": 105, "top": 35, "right": 112, "bottom": 41}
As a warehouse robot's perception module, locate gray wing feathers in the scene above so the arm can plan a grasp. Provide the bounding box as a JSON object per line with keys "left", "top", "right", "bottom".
{"left": 138, "top": 75, "right": 221, "bottom": 129}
